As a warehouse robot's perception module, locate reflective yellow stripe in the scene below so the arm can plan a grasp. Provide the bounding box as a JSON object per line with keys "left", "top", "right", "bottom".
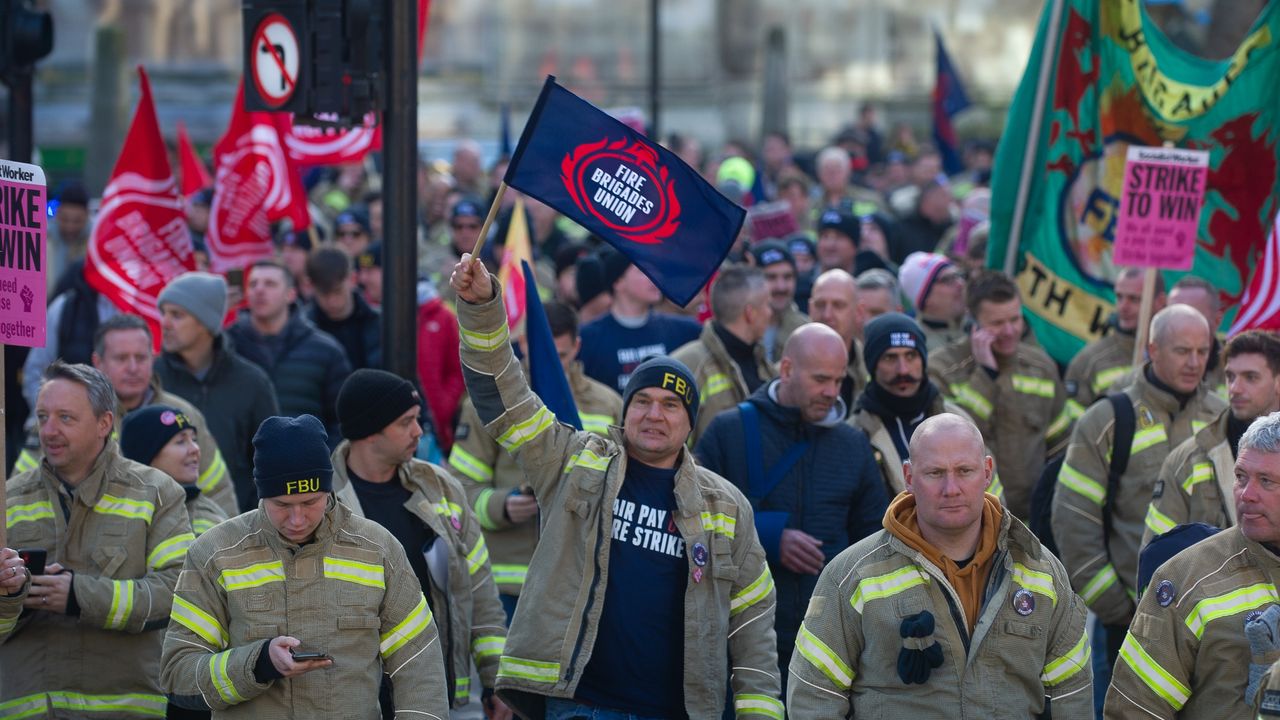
{"left": 1066, "top": 398, "right": 1086, "bottom": 421}
{"left": 492, "top": 564, "right": 528, "bottom": 586}
{"left": 46, "top": 692, "right": 166, "bottom": 717}
{"left": 1047, "top": 405, "right": 1073, "bottom": 440}
{"left": 192, "top": 518, "right": 217, "bottom": 536}
{"left": 197, "top": 451, "right": 227, "bottom": 493}
{"left": 580, "top": 413, "right": 614, "bottom": 435}
{"left": 1184, "top": 583, "right": 1280, "bottom": 639}
{"left": 1012, "top": 374, "right": 1055, "bottom": 398}
{"left": 1080, "top": 563, "right": 1119, "bottom": 605}
{"left": 433, "top": 499, "right": 463, "bottom": 518}
{"left": 460, "top": 323, "right": 510, "bottom": 352}
{"left": 1192, "top": 420, "right": 1207, "bottom": 434}
{"left": 6, "top": 500, "right": 54, "bottom": 527}
{"left": 989, "top": 471, "right": 1004, "bottom": 501}
{"left": 380, "top": 595, "right": 433, "bottom": 658}
{"left": 93, "top": 494, "right": 156, "bottom": 523}
{"left": 324, "top": 557, "right": 386, "bottom": 589}
{"left": 1058, "top": 463, "right": 1105, "bottom": 506}
{"left": 12, "top": 450, "right": 38, "bottom": 474}
{"left": 454, "top": 677, "right": 471, "bottom": 703}
{"left": 105, "top": 580, "right": 135, "bottom": 630}
{"left": 1012, "top": 563, "right": 1058, "bottom": 607}
{"left": 0, "top": 693, "right": 47, "bottom": 719}
{"left": 147, "top": 532, "right": 194, "bottom": 570}
{"left": 730, "top": 567, "right": 774, "bottom": 616}
{"left": 466, "top": 536, "right": 490, "bottom": 576}
{"left": 565, "top": 449, "right": 611, "bottom": 473}
{"left": 209, "top": 649, "right": 247, "bottom": 705}
{"left": 700, "top": 511, "right": 737, "bottom": 539}
{"left": 1119, "top": 632, "right": 1190, "bottom": 710}
{"left": 473, "top": 488, "right": 499, "bottom": 531}
{"left": 1145, "top": 503, "right": 1177, "bottom": 537}
{"left": 219, "top": 561, "right": 286, "bottom": 591}
{"left": 171, "top": 594, "right": 228, "bottom": 649}
{"left": 1183, "top": 462, "right": 1213, "bottom": 493}
{"left": 0, "top": 614, "right": 16, "bottom": 635}
{"left": 795, "top": 623, "right": 854, "bottom": 689}
{"left": 701, "top": 373, "right": 733, "bottom": 402}
{"left": 1042, "top": 631, "right": 1091, "bottom": 686}
{"left": 1093, "top": 366, "right": 1130, "bottom": 394}
{"left": 449, "top": 445, "right": 494, "bottom": 483}
{"left": 496, "top": 407, "right": 555, "bottom": 452}
{"left": 1131, "top": 425, "right": 1168, "bottom": 456}
{"left": 472, "top": 635, "right": 505, "bottom": 659}
{"left": 734, "top": 693, "right": 784, "bottom": 719}
{"left": 497, "top": 655, "right": 560, "bottom": 683}
{"left": 950, "top": 383, "right": 992, "bottom": 420}
{"left": 851, "top": 565, "right": 930, "bottom": 613}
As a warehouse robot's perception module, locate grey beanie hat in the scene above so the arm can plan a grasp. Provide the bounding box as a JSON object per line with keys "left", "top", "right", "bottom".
{"left": 158, "top": 272, "right": 228, "bottom": 336}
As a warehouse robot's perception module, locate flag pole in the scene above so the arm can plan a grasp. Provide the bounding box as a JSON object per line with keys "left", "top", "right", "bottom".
{"left": 1003, "top": 0, "right": 1065, "bottom": 274}
{"left": 470, "top": 181, "right": 509, "bottom": 264}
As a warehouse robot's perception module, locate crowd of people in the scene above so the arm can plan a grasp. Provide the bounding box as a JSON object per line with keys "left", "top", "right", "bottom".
{"left": 2, "top": 115, "right": 1278, "bottom": 720}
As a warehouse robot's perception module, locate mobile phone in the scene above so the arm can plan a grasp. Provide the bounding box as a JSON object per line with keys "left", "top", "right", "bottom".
{"left": 289, "top": 648, "right": 331, "bottom": 662}
{"left": 17, "top": 549, "right": 46, "bottom": 575}
{"left": 226, "top": 267, "right": 244, "bottom": 288}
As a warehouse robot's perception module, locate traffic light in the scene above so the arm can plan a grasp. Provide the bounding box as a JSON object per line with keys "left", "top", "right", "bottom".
{"left": 0, "top": 0, "right": 54, "bottom": 79}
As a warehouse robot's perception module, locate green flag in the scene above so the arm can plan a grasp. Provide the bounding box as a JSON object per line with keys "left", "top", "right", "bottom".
{"left": 989, "top": 0, "right": 1280, "bottom": 364}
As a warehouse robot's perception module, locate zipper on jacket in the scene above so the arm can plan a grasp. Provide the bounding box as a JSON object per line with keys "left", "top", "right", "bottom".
{"left": 564, "top": 495, "right": 608, "bottom": 685}
{"left": 916, "top": 558, "right": 972, "bottom": 654}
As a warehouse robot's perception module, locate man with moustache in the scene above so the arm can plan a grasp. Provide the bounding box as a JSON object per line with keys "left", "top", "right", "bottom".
{"left": 751, "top": 241, "right": 808, "bottom": 363}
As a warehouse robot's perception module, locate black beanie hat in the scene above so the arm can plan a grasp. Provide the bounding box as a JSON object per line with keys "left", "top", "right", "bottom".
{"left": 120, "top": 405, "right": 197, "bottom": 466}
{"left": 337, "top": 369, "right": 422, "bottom": 441}
{"left": 862, "top": 312, "right": 928, "bottom": 376}
{"left": 622, "top": 356, "right": 700, "bottom": 427}
{"left": 253, "top": 415, "right": 333, "bottom": 498}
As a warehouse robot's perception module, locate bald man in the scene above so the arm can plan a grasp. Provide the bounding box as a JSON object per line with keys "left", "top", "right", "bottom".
{"left": 1053, "top": 304, "right": 1228, "bottom": 681}
{"left": 809, "top": 269, "right": 868, "bottom": 416}
{"left": 788, "top": 413, "right": 1090, "bottom": 717}
{"left": 696, "top": 322, "right": 888, "bottom": 690}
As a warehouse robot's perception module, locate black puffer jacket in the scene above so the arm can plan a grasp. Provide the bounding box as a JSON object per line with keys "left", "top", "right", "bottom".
{"left": 153, "top": 334, "right": 280, "bottom": 512}
{"left": 226, "top": 308, "right": 352, "bottom": 444}
{"left": 305, "top": 291, "right": 382, "bottom": 371}
{"left": 695, "top": 380, "right": 888, "bottom": 678}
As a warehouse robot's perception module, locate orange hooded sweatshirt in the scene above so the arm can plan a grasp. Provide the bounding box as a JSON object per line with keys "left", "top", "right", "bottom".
{"left": 883, "top": 491, "right": 1004, "bottom": 635}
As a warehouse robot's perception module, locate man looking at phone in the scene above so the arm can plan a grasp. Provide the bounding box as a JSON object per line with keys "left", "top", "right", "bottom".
{"left": 160, "top": 414, "right": 449, "bottom": 718}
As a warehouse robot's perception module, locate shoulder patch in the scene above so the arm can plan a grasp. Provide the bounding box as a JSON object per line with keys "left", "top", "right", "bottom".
{"left": 1261, "top": 690, "right": 1280, "bottom": 716}
{"left": 1139, "top": 405, "right": 1156, "bottom": 428}
{"left": 1155, "top": 579, "right": 1176, "bottom": 607}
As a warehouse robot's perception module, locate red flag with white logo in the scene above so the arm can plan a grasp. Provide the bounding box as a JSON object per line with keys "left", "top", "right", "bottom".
{"left": 206, "top": 80, "right": 310, "bottom": 272}
{"left": 85, "top": 66, "right": 195, "bottom": 349}
{"left": 176, "top": 120, "right": 212, "bottom": 199}
{"left": 283, "top": 112, "right": 382, "bottom": 166}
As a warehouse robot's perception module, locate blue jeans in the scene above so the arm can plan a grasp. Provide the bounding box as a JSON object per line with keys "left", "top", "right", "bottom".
{"left": 544, "top": 698, "right": 669, "bottom": 720}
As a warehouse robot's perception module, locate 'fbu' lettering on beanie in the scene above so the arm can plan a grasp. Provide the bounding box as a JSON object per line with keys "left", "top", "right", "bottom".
{"left": 621, "top": 356, "right": 699, "bottom": 427}
{"left": 253, "top": 415, "right": 333, "bottom": 498}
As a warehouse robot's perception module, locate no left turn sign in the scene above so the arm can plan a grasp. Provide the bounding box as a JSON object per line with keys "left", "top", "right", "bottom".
{"left": 251, "top": 13, "right": 299, "bottom": 109}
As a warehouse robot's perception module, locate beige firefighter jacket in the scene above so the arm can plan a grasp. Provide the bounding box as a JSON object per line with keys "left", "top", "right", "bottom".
{"left": 159, "top": 500, "right": 449, "bottom": 720}
{"left": 1063, "top": 330, "right": 1136, "bottom": 421}
{"left": 1104, "top": 526, "right": 1279, "bottom": 719}
{"left": 448, "top": 363, "right": 621, "bottom": 596}
{"left": 920, "top": 316, "right": 967, "bottom": 355}
{"left": 768, "top": 303, "right": 808, "bottom": 363}
{"left": 332, "top": 443, "right": 507, "bottom": 707}
{"left": 14, "top": 383, "right": 237, "bottom": 517}
{"left": 458, "top": 286, "right": 782, "bottom": 720}
{"left": 787, "top": 506, "right": 1092, "bottom": 718}
{"left": 1141, "top": 408, "right": 1237, "bottom": 548}
{"left": 188, "top": 489, "right": 229, "bottom": 538}
{"left": 0, "top": 441, "right": 193, "bottom": 719}
{"left": 672, "top": 321, "right": 777, "bottom": 448}
{"left": 1051, "top": 366, "right": 1226, "bottom": 626}
{"left": 929, "top": 338, "right": 1073, "bottom": 521}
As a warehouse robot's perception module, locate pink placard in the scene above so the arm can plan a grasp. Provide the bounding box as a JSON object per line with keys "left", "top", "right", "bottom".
{"left": 1114, "top": 145, "right": 1209, "bottom": 270}
{"left": 0, "top": 160, "right": 46, "bottom": 348}
{"left": 747, "top": 200, "right": 799, "bottom": 243}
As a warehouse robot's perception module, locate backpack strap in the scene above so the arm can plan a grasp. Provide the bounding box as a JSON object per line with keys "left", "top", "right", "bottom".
{"left": 1102, "top": 393, "right": 1136, "bottom": 546}
{"left": 738, "top": 400, "right": 811, "bottom": 502}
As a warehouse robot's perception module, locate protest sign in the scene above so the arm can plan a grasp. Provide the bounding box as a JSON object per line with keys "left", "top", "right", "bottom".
{"left": 0, "top": 159, "right": 46, "bottom": 348}
{"left": 747, "top": 200, "right": 797, "bottom": 243}
{"left": 1114, "top": 145, "right": 1210, "bottom": 270}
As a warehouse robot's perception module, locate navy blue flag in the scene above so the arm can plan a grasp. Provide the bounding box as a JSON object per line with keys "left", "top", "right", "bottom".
{"left": 499, "top": 102, "right": 512, "bottom": 158}
{"left": 932, "top": 29, "right": 972, "bottom": 177}
{"left": 523, "top": 259, "right": 582, "bottom": 430}
{"left": 505, "top": 76, "right": 746, "bottom": 306}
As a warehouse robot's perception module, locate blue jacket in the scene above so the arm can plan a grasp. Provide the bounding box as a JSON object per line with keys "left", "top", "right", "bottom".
{"left": 695, "top": 380, "right": 888, "bottom": 651}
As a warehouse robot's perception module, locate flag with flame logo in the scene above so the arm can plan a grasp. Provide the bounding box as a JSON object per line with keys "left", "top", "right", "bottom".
{"left": 283, "top": 112, "right": 382, "bottom": 166}
{"left": 85, "top": 66, "right": 195, "bottom": 350}
{"left": 504, "top": 76, "right": 745, "bottom": 306}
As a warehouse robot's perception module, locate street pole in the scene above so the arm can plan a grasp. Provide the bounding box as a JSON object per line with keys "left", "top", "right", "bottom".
{"left": 382, "top": 0, "right": 418, "bottom": 381}
{"left": 6, "top": 67, "right": 33, "bottom": 163}
{"left": 648, "top": 0, "right": 660, "bottom": 139}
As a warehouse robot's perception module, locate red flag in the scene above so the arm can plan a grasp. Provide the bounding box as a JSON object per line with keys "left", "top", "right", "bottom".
{"left": 85, "top": 66, "right": 195, "bottom": 350}
{"left": 283, "top": 112, "right": 382, "bottom": 166}
{"left": 1229, "top": 211, "right": 1280, "bottom": 333}
{"left": 176, "top": 120, "right": 212, "bottom": 199}
{"left": 418, "top": 0, "right": 431, "bottom": 62}
{"left": 206, "top": 80, "right": 310, "bottom": 271}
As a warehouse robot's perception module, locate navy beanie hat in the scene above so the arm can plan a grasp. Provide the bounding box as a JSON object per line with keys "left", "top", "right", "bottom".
{"left": 622, "top": 356, "right": 700, "bottom": 427}
{"left": 337, "top": 369, "right": 421, "bottom": 441}
{"left": 253, "top": 415, "right": 333, "bottom": 498}
{"left": 862, "top": 312, "right": 928, "bottom": 376}
{"left": 120, "top": 405, "right": 197, "bottom": 466}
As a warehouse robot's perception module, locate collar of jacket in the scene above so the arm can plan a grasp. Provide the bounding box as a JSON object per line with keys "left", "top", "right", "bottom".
{"left": 1135, "top": 362, "right": 1202, "bottom": 414}
{"left": 330, "top": 441, "right": 450, "bottom": 533}
{"left": 883, "top": 497, "right": 1031, "bottom": 572}
{"left": 757, "top": 378, "right": 846, "bottom": 430}
{"left": 43, "top": 439, "right": 122, "bottom": 508}
{"left": 254, "top": 492, "right": 348, "bottom": 551}
{"left": 710, "top": 320, "right": 758, "bottom": 365}
{"left": 1237, "top": 527, "right": 1280, "bottom": 573}
{"left": 609, "top": 426, "right": 708, "bottom": 520}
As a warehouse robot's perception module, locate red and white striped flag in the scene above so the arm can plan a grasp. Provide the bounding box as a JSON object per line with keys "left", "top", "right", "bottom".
{"left": 1230, "top": 210, "right": 1280, "bottom": 333}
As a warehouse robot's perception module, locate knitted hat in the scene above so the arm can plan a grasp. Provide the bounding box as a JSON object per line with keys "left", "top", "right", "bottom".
{"left": 158, "top": 272, "right": 228, "bottom": 337}
{"left": 451, "top": 196, "right": 484, "bottom": 222}
{"left": 335, "top": 207, "right": 372, "bottom": 235}
{"left": 120, "top": 405, "right": 197, "bottom": 466}
{"left": 337, "top": 369, "right": 421, "bottom": 441}
{"left": 252, "top": 415, "right": 333, "bottom": 498}
{"left": 898, "top": 252, "right": 955, "bottom": 312}
{"left": 862, "top": 312, "right": 928, "bottom": 376}
{"left": 787, "top": 234, "right": 815, "bottom": 259}
{"left": 817, "top": 207, "right": 861, "bottom": 246}
{"left": 356, "top": 242, "right": 382, "bottom": 270}
{"left": 622, "top": 356, "right": 699, "bottom": 427}
{"left": 750, "top": 240, "right": 795, "bottom": 270}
